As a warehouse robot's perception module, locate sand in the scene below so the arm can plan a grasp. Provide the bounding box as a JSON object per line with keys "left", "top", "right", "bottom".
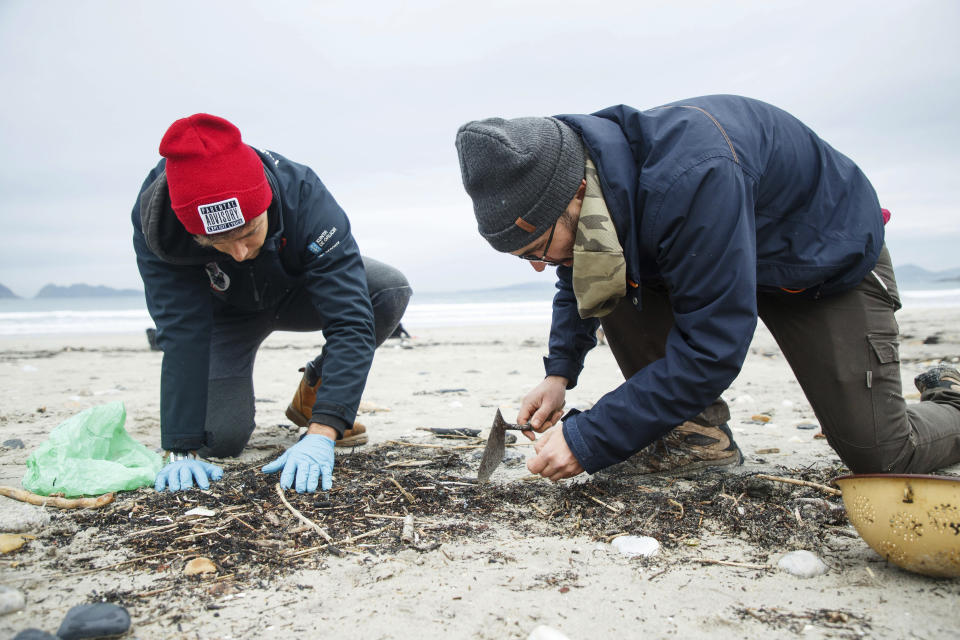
{"left": 1, "top": 308, "right": 959, "bottom": 639}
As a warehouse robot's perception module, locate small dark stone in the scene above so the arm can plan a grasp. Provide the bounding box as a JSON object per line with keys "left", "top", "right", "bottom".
{"left": 2, "top": 438, "right": 25, "bottom": 449}
{"left": 57, "top": 603, "right": 131, "bottom": 640}
{"left": 13, "top": 630, "right": 58, "bottom": 640}
{"left": 923, "top": 335, "right": 941, "bottom": 345}
{"left": 796, "top": 423, "right": 818, "bottom": 430}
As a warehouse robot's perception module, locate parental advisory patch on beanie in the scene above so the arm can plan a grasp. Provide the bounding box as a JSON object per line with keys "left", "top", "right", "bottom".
{"left": 197, "top": 198, "right": 246, "bottom": 234}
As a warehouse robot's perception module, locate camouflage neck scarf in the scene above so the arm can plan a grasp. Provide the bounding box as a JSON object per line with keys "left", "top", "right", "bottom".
{"left": 571, "top": 156, "right": 627, "bottom": 318}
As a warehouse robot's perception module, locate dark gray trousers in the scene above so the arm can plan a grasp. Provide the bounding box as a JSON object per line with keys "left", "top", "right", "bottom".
{"left": 198, "top": 257, "right": 411, "bottom": 458}
{"left": 599, "top": 246, "right": 960, "bottom": 474}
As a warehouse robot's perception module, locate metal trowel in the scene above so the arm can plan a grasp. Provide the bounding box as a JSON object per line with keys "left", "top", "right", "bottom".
{"left": 477, "top": 409, "right": 534, "bottom": 483}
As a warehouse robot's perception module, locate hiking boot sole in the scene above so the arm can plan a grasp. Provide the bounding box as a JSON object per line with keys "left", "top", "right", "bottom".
{"left": 285, "top": 405, "right": 369, "bottom": 447}
{"left": 607, "top": 447, "right": 744, "bottom": 478}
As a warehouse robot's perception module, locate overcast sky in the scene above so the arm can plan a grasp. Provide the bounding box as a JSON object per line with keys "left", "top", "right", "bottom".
{"left": 1, "top": 0, "right": 958, "bottom": 297}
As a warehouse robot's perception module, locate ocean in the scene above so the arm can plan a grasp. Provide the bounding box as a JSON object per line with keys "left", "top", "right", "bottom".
{"left": 1, "top": 288, "right": 958, "bottom": 337}
{"left": 0, "top": 295, "right": 554, "bottom": 336}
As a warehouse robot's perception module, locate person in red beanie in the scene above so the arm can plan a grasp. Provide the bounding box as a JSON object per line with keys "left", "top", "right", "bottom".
{"left": 132, "top": 114, "right": 411, "bottom": 493}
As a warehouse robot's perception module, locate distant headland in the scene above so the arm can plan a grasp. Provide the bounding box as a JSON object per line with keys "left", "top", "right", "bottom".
{"left": 0, "top": 283, "right": 143, "bottom": 299}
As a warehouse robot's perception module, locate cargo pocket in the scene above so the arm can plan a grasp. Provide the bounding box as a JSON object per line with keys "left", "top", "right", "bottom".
{"left": 868, "top": 334, "right": 900, "bottom": 366}
{"left": 866, "top": 333, "right": 905, "bottom": 454}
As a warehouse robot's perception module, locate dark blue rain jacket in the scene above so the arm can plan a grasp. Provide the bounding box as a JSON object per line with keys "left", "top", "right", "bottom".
{"left": 132, "top": 149, "right": 375, "bottom": 452}
{"left": 550, "top": 95, "right": 884, "bottom": 473}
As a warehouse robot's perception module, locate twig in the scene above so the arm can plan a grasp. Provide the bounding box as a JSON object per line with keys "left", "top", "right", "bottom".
{"left": 0, "top": 486, "right": 114, "bottom": 509}
{"left": 384, "top": 440, "right": 448, "bottom": 449}
{"left": 697, "top": 558, "right": 770, "bottom": 570}
{"left": 284, "top": 525, "right": 392, "bottom": 558}
{"left": 588, "top": 495, "right": 621, "bottom": 514}
{"left": 338, "top": 525, "right": 391, "bottom": 545}
{"left": 171, "top": 526, "right": 230, "bottom": 542}
{"left": 754, "top": 474, "right": 841, "bottom": 496}
{"left": 381, "top": 439, "right": 532, "bottom": 451}
{"left": 384, "top": 460, "right": 436, "bottom": 469}
{"left": 274, "top": 483, "right": 333, "bottom": 543}
{"left": 134, "top": 585, "right": 176, "bottom": 598}
{"left": 228, "top": 514, "right": 258, "bottom": 531}
{"left": 667, "top": 498, "right": 685, "bottom": 520}
{"left": 389, "top": 477, "right": 417, "bottom": 504}
{"left": 58, "top": 547, "right": 201, "bottom": 578}
{"left": 401, "top": 514, "right": 415, "bottom": 543}
{"left": 603, "top": 532, "right": 630, "bottom": 543}
{"left": 124, "top": 522, "right": 181, "bottom": 538}
{"left": 364, "top": 512, "right": 441, "bottom": 525}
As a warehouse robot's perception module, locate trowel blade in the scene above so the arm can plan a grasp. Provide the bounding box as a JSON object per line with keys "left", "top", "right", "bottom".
{"left": 477, "top": 409, "right": 509, "bottom": 483}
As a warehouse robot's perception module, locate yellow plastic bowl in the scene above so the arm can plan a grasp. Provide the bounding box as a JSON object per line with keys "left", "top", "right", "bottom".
{"left": 833, "top": 474, "right": 960, "bottom": 578}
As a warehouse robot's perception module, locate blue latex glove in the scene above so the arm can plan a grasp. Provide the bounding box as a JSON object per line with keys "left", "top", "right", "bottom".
{"left": 155, "top": 458, "right": 223, "bottom": 492}
{"left": 262, "top": 434, "right": 335, "bottom": 493}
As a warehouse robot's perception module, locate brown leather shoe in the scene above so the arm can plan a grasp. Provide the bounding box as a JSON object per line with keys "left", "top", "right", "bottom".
{"left": 286, "top": 363, "right": 369, "bottom": 447}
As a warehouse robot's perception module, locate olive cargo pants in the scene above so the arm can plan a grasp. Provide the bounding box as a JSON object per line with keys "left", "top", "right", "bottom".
{"left": 600, "top": 246, "right": 960, "bottom": 473}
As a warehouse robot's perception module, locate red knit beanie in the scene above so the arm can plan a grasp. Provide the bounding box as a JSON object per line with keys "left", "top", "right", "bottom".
{"left": 159, "top": 114, "right": 272, "bottom": 235}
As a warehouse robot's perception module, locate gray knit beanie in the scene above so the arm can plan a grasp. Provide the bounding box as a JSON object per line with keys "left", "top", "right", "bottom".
{"left": 455, "top": 116, "right": 585, "bottom": 253}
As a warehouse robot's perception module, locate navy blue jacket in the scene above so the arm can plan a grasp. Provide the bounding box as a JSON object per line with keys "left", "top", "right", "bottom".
{"left": 131, "top": 149, "right": 375, "bottom": 452}
{"left": 549, "top": 95, "right": 884, "bottom": 473}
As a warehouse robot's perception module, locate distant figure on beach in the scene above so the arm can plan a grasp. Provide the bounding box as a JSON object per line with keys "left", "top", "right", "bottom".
{"left": 455, "top": 95, "right": 960, "bottom": 481}
{"left": 132, "top": 114, "right": 411, "bottom": 493}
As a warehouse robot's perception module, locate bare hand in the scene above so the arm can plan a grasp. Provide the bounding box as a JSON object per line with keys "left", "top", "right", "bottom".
{"left": 517, "top": 376, "right": 568, "bottom": 441}
{"left": 527, "top": 426, "right": 584, "bottom": 481}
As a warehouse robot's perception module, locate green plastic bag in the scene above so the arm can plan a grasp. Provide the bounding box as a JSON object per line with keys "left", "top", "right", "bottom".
{"left": 22, "top": 401, "right": 162, "bottom": 497}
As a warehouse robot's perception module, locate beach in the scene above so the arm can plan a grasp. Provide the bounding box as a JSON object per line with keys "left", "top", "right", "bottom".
{"left": 1, "top": 307, "right": 959, "bottom": 639}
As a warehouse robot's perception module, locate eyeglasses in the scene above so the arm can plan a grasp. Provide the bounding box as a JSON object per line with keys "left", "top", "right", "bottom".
{"left": 517, "top": 220, "right": 564, "bottom": 266}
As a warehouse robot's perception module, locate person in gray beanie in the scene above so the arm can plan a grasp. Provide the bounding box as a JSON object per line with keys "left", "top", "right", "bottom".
{"left": 455, "top": 95, "right": 960, "bottom": 483}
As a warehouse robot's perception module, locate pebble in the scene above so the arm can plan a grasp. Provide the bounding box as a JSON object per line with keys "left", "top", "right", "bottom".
{"left": 528, "top": 626, "right": 572, "bottom": 640}
{"left": 0, "top": 585, "right": 26, "bottom": 616}
{"left": 0, "top": 502, "right": 50, "bottom": 533}
{"left": 796, "top": 423, "right": 818, "bottom": 430}
{"left": 2, "top": 439, "right": 25, "bottom": 449}
{"left": 12, "top": 630, "right": 58, "bottom": 640}
{"left": 57, "top": 603, "right": 131, "bottom": 640}
{"left": 184, "top": 557, "right": 218, "bottom": 575}
{"left": 610, "top": 535, "right": 660, "bottom": 558}
{"left": 777, "top": 550, "right": 828, "bottom": 578}
{"left": 0, "top": 534, "right": 30, "bottom": 553}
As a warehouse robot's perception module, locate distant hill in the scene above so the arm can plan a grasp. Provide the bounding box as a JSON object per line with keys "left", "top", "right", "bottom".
{"left": 894, "top": 265, "right": 960, "bottom": 288}
{"left": 0, "top": 283, "right": 19, "bottom": 299}
{"left": 35, "top": 284, "right": 143, "bottom": 298}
